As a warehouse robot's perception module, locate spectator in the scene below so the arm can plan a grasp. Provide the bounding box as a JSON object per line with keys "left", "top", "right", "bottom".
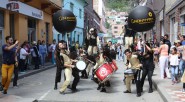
{"left": 31, "top": 41, "right": 40, "bottom": 69}
{"left": 50, "top": 39, "right": 57, "bottom": 64}
{"left": 19, "top": 43, "right": 30, "bottom": 73}
{"left": 39, "top": 40, "right": 48, "bottom": 67}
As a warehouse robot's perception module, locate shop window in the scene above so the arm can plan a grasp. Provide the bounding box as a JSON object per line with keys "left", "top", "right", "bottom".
{"left": 114, "top": 31, "right": 118, "bottom": 33}
{"left": 114, "top": 26, "right": 118, "bottom": 29}
{"left": 28, "top": 18, "right": 36, "bottom": 28}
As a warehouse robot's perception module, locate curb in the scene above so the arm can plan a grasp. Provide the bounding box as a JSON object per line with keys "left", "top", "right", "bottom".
{"left": 153, "top": 80, "right": 169, "bottom": 102}
{"left": 15, "top": 64, "right": 56, "bottom": 80}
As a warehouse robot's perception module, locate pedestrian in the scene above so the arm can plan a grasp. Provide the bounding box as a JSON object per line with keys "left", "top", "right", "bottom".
{"left": 50, "top": 39, "right": 57, "bottom": 65}
{"left": 158, "top": 39, "right": 171, "bottom": 79}
{"left": 124, "top": 49, "right": 142, "bottom": 97}
{"left": 140, "top": 43, "right": 155, "bottom": 93}
{"left": 39, "top": 40, "right": 48, "bottom": 67}
{"left": 1, "top": 36, "right": 19, "bottom": 94}
{"left": 30, "top": 41, "right": 40, "bottom": 70}
{"left": 19, "top": 43, "right": 30, "bottom": 73}
{"left": 169, "top": 47, "right": 179, "bottom": 85}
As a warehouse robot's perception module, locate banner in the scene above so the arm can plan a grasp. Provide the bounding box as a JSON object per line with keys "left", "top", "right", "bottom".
{"left": 0, "top": 0, "right": 43, "bottom": 20}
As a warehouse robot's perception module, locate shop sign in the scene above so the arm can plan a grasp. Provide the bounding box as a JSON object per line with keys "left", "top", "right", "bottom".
{"left": 0, "top": 0, "right": 43, "bottom": 20}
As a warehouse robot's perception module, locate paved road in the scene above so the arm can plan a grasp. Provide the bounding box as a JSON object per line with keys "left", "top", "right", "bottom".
{"left": 0, "top": 61, "right": 163, "bottom": 102}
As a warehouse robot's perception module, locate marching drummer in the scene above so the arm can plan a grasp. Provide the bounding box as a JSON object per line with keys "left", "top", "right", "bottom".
{"left": 124, "top": 49, "right": 142, "bottom": 97}
{"left": 93, "top": 46, "right": 112, "bottom": 92}
{"left": 58, "top": 40, "right": 79, "bottom": 94}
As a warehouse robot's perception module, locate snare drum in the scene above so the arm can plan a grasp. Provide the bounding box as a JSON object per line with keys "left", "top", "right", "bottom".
{"left": 76, "top": 60, "right": 86, "bottom": 71}
{"left": 109, "top": 60, "right": 118, "bottom": 72}
{"left": 95, "top": 63, "right": 114, "bottom": 83}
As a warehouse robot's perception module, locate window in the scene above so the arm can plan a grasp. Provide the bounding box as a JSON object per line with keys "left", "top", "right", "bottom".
{"left": 114, "top": 26, "right": 118, "bottom": 29}
{"left": 70, "top": 3, "right": 74, "bottom": 12}
{"left": 114, "top": 31, "right": 118, "bottom": 33}
{"left": 79, "top": 9, "right": 82, "bottom": 19}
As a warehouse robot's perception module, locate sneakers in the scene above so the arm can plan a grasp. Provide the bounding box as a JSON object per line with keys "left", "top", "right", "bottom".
{"left": 182, "top": 88, "right": 185, "bottom": 92}
{"left": 148, "top": 88, "right": 153, "bottom": 93}
{"left": 123, "top": 90, "right": 131, "bottom": 93}
{"left": 137, "top": 93, "right": 141, "bottom": 97}
{"left": 2, "top": 90, "right": 7, "bottom": 94}
{"left": 100, "top": 88, "right": 106, "bottom": 92}
{"left": 13, "top": 86, "right": 19, "bottom": 89}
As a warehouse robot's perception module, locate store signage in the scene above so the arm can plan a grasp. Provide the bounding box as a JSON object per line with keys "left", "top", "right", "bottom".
{"left": 0, "top": 0, "right": 43, "bottom": 20}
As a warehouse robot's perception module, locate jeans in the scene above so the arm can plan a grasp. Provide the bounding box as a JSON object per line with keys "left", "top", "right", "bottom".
{"left": 170, "top": 66, "right": 178, "bottom": 81}
{"left": 13, "top": 64, "right": 19, "bottom": 86}
{"left": 19, "top": 59, "right": 26, "bottom": 72}
{"left": 40, "top": 53, "right": 46, "bottom": 66}
{"left": 52, "top": 52, "right": 56, "bottom": 64}
{"left": 33, "top": 57, "right": 39, "bottom": 69}
{"left": 179, "top": 59, "right": 185, "bottom": 76}
{"left": 141, "top": 69, "right": 154, "bottom": 89}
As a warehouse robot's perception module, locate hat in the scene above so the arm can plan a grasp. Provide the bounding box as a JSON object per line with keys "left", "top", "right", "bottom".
{"left": 89, "top": 28, "right": 94, "bottom": 33}
{"left": 174, "top": 40, "right": 181, "bottom": 43}
{"left": 32, "top": 41, "right": 37, "bottom": 45}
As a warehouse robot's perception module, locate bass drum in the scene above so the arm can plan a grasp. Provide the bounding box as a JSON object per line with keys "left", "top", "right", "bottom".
{"left": 109, "top": 60, "right": 118, "bottom": 72}
{"left": 95, "top": 63, "right": 114, "bottom": 83}
{"left": 76, "top": 60, "right": 86, "bottom": 71}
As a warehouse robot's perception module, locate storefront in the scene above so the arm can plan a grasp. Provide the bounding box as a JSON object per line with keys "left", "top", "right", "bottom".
{"left": 0, "top": 0, "right": 61, "bottom": 44}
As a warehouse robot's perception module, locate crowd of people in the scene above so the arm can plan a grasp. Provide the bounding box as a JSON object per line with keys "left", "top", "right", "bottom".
{"left": 2, "top": 28, "right": 185, "bottom": 99}
{"left": 0, "top": 37, "right": 58, "bottom": 94}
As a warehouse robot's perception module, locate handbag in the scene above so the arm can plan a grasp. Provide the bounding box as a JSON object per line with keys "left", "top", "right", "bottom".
{"left": 124, "top": 68, "right": 137, "bottom": 76}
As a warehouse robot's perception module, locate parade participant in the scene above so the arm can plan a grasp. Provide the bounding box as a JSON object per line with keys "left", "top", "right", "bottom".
{"left": 78, "top": 47, "right": 88, "bottom": 79}
{"left": 123, "top": 19, "right": 136, "bottom": 49}
{"left": 108, "top": 41, "right": 116, "bottom": 60}
{"left": 54, "top": 41, "right": 64, "bottom": 90}
{"left": 1, "top": 36, "right": 19, "bottom": 94}
{"left": 93, "top": 46, "right": 112, "bottom": 92}
{"left": 124, "top": 49, "right": 142, "bottom": 97}
{"left": 59, "top": 40, "right": 78, "bottom": 94}
{"left": 86, "top": 28, "right": 99, "bottom": 56}
{"left": 140, "top": 43, "right": 155, "bottom": 93}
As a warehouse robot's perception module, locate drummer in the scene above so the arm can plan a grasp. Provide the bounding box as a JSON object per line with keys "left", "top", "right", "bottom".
{"left": 58, "top": 40, "right": 79, "bottom": 94}
{"left": 124, "top": 49, "right": 142, "bottom": 97}
{"left": 93, "top": 46, "right": 112, "bottom": 92}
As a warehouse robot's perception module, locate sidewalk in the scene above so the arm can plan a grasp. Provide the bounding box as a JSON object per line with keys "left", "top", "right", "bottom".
{"left": 0, "top": 62, "right": 56, "bottom": 81}
{"left": 153, "top": 64, "right": 185, "bottom": 102}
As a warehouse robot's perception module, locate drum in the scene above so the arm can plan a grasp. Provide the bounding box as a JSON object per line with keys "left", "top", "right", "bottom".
{"left": 76, "top": 60, "right": 86, "bottom": 71}
{"left": 109, "top": 60, "right": 118, "bottom": 72}
{"left": 95, "top": 63, "right": 114, "bottom": 83}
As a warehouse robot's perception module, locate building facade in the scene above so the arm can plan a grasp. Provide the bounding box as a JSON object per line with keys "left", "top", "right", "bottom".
{"left": 84, "top": 0, "right": 100, "bottom": 41}
{"left": 53, "top": 0, "right": 86, "bottom": 46}
{"left": 93, "top": 0, "right": 107, "bottom": 33}
{"left": 0, "top": 0, "right": 61, "bottom": 64}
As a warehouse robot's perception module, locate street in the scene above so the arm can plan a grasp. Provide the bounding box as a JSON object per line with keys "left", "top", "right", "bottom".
{"left": 0, "top": 61, "right": 163, "bottom": 102}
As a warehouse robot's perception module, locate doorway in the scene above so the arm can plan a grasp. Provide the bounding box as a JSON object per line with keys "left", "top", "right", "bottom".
{"left": 28, "top": 28, "right": 36, "bottom": 43}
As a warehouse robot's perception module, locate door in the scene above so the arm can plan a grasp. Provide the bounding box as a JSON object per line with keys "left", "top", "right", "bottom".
{"left": 0, "top": 28, "right": 4, "bottom": 65}
{"left": 28, "top": 28, "right": 36, "bottom": 43}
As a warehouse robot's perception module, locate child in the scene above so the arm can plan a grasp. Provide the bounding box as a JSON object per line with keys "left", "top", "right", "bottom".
{"left": 169, "top": 47, "right": 179, "bottom": 85}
